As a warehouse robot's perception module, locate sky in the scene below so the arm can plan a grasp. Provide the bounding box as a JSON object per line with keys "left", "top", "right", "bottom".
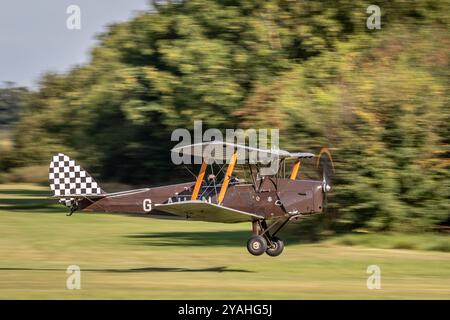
{"left": 0, "top": 0, "right": 151, "bottom": 88}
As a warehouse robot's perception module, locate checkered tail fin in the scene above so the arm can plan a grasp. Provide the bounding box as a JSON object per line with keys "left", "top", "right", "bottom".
{"left": 49, "top": 153, "right": 105, "bottom": 197}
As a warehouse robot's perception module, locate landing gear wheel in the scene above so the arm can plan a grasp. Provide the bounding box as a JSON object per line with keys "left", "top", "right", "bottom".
{"left": 266, "top": 237, "right": 284, "bottom": 257}
{"left": 247, "top": 235, "right": 268, "bottom": 256}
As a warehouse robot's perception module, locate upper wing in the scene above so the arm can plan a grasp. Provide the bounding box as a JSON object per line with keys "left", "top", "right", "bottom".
{"left": 154, "top": 201, "right": 263, "bottom": 223}
{"left": 171, "top": 141, "right": 315, "bottom": 163}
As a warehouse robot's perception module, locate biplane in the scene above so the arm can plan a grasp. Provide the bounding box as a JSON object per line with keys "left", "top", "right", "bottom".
{"left": 49, "top": 141, "right": 334, "bottom": 256}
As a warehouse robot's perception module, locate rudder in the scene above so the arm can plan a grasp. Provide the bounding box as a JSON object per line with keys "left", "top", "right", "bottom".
{"left": 49, "top": 153, "right": 104, "bottom": 197}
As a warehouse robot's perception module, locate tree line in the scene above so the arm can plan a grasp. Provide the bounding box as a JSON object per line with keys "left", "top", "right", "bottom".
{"left": 1, "top": 0, "right": 449, "bottom": 232}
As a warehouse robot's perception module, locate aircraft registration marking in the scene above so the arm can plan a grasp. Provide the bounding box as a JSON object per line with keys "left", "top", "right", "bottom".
{"left": 143, "top": 198, "right": 152, "bottom": 212}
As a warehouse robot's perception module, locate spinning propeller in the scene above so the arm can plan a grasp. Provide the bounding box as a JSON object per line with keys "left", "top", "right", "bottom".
{"left": 315, "top": 148, "right": 335, "bottom": 209}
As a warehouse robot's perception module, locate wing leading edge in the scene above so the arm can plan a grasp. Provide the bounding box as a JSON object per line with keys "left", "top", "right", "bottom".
{"left": 154, "top": 201, "right": 263, "bottom": 223}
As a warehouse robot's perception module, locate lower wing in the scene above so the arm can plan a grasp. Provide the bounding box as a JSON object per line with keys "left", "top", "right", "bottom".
{"left": 154, "top": 201, "right": 263, "bottom": 223}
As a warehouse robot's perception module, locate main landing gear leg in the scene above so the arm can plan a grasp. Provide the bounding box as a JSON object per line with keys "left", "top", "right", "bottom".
{"left": 246, "top": 219, "right": 287, "bottom": 257}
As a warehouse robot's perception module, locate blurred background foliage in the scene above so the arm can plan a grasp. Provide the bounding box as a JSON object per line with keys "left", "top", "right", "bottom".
{"left": 0, "top": 0, "right": 449, "bottom": 233}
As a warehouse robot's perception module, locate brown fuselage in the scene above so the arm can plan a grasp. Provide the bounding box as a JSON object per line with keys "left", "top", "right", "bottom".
{"left": 78, "top": 178, "right": 323, "bottom": 222}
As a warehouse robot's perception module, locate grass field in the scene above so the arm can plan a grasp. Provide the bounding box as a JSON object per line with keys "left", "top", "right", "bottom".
{"left": 0, "top": 183, "right": 449, "bottom": 299}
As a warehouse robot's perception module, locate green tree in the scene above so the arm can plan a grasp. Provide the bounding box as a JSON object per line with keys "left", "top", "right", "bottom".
{"left": 7, "top": 0, "right": 450, "bottom": 231}
{"left": 0, "top": 82, "right": 30, "bottom": 127}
